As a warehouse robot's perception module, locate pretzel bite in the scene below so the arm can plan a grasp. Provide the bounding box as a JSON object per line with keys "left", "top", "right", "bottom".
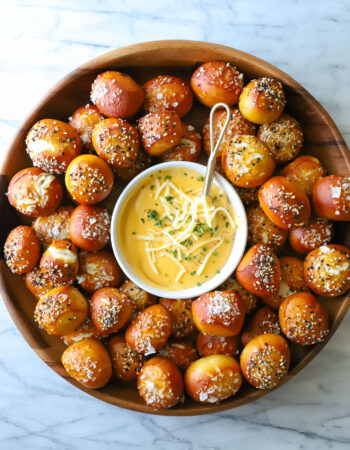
{"left": 191, "top": 62, "right": 244, "bottom": 108}
{"left": 158, "top": 341, "right": 198, "bottom": 370}
{"left": 61, "top": 338, "right": 112, "bottom": 389}
{"left": 69, "top": 104, "right": 105, "bottom": 151}
{"left": 65, "top": 154, "right": 114, "bottom": 205}
{"left": 196, "top": 333, "right": 240, "bottom": 357}
{"left": 90, "top": 71, "right": 144, "bottom": 119}
{"left": 191, "top": 291, "right": 245, "bottom": 337}
{"left": 312, "top": 175, "right": 350, "bottom": 221}
{"left": 160, "top": 122, "right": 201, "bottom": 162}
{"left": 4, "top": 226, "right": 40, "bottom": 274}
{"left": 222, "top": 135, "right": 275, "bottom": 188}
{"left": 258, "top": 176, "right": 311, "bottom": 230}
{"left": 69, "top": 205, "right": 110, "bottom": 251}
{"left": 62, "top": 319, "right": 103, "bottom": 346}
{"left": 90, "top": 287, "right": 135, "bottom": 335}
{"left": 289, "top": 217, "right": 333, "bottom": 254}
{"left": 26, "top": 119, "right": 81, "bottom": 174}
{"left": 25, "top": 267, "right": 56, "bottom": 299}
{"left": 220, "top": 275, "right": 257, "bottom": 313}
{"left": 279, "top": 155, "right": 327, "bottom": 196}
{"left": 125, "top": 304, "right": 172, "bottom": 355}
{"left": 40, "top": 239, "right": 78, "bottom": 285}
{"left": 34, "top": 285, "right": 88, "bottom": 336}
{"left": 279, "top": 292, "right": 329, "bottom": 345}
{"left": 138, "top": 356, "right": 184, "bottom": 409}
{"left": 159, "top": 298, "right": 196, "bottom": 339}
{"left": 108, "top": 335, "right": 145, "bottom": 381}
{"left": 235, "top": 186, "right": 259, "bottom": 207}
{"left": 304, "top": 244, "right": 350, "bottom": 297}
{"left": 257, "top": 114, "right": 303, "bottom": 163}
{"left": 138, "top": 110, "right": 182, "bottom": 155}
{"left": 143, "top": 75, "right": 193, "bottom": 117}
{"left": 203, "top": 107, "right": 255, "bottom": 159}
{"left": 115, "top": 150, "right": 153, "bottom": 184}
{"left": 7, "top": 167, "right": 62, "bottom": 217}
{"left": 119, "top": 280, "right": 157, "bottom": 312}
{"left": 32, "top": 206, "right": 73, "bottom": 248}
{"left": 77, "top": 251, "right": 121, "bottom": 292}
{"left": 238, "top": 77, "right": 286, "bottom": 124}
{"left": 246, "top": 204, "right": 288, "bottom": 250}
{"left": 241, "top": 307, "right": 280, "bottom": 346}
{"left": 185, "top": 354, "right": 242, "bottom": 403}
{"left": 236, "top": 244, "right": 281, "bottom": 298}
{"left": 240, "top": 333, "right": 290, "bottom": 389}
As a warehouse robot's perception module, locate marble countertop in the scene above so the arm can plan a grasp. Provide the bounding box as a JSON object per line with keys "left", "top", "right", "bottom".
{"left": 1, "top": 1, "right": 350, "bottom": 449}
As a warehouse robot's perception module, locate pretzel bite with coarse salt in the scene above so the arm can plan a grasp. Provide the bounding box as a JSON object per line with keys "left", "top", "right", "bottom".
{"left": 185, "top": 354, "right": 242, "bottom": 404}
{"left": 90, "top": 287, "right": 135, "bottom": 335}
{"left": 236, "top": 244, "right": 281, "bottom": 298}
{"left": 222, "top": 135, "right": 275, "bottom": 188}
{"left": 69, "top": 205, "right": 110, "bottom": 251}
{"left": 196, "top": 333, "right": 240, "bottom": 357}
{"left": 40, "top": 239, "right": 78, "bottom": 285}
{"left": 160, "top": 122, "right": 201, "bottom": 162}
{"left": 220, "top": 275, "right": 257, "bottom": 313}
{"left": 7, "top": 167, "right": 62, "bottom": 218}
{"left": 158, "top": 341, "right": 198, "bottom": 370}
{"left": 125, "top": 304, "right": 172, "bottom": 356}
{"left": 90, "top": 70, "right": 144, "bottom": 119}
{"left": 143, "top": 75, "right": 193, "bottom": 117}
{"left": 191, "top": 62, "right": 244, "bottom": 108}
{"left": 138, "top": 110, "right": 182, "bottom": 156}
{"left": 61, "top": 338, "right": 112, "bottom": 389}
{"left": 25, "top": 267, "right": 56, "bottom": 299}
{"left": 304, "top": 244, "right": 350, "bottom": 297}
{"left": 240, "top": 333, "right": 290, "bottom": 389}
{"left": 191, "top": 291, "right": 245, "bottom": 337}
{"left": 25, "top": 119, "right": 81, "bottom": 174}
{"left": 312, "top": 175, "right": 350, "bottom": 221}
{"left": 32, "top": 206, "right": 73, "bottom": 248}
{"left": 108, "top": 335, "right": 145, "bottom": 381}
{"left": 69, "top": 104, "right": 105, "bottom": 152}
{"left": 258, "top": 176, "right": 311, "bottom": 230}
{"left": 289, "top": 217, "right": 333, "bottom": 254}
{"left": 4, "top": 226, "right": 40, "bottom": 274}
{"left": 119, "top": 280, "right": 157, "bottom": 313}
{"left": 65, "top": 154, "right": 114, "bottom": 205}
{"left": 115, "top": 150, "right": 153, "bottom": 184}
{"left": 279, "top": 292, "right": 329, "bottom": 345}
{"left": 238, "top": 77, "right": 286, "bottom": 124}
{"left": 34, "top": 285, "right": 88, "bottom": 336}
{"left": 62, "top": 319, "right": 103, "bottom": 346}
{"left": 138, "top": 356, "right": 184, "bottom": 409}
{"left": 241, "top": 307, "right": 280, "bottom": 347}
{"left": 159, "top": 298, "right": 196, "bottom": 339}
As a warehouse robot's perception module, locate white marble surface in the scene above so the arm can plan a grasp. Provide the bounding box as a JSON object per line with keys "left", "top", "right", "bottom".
{"left": 1, "top": 1, "right": 350, "bottom": 449}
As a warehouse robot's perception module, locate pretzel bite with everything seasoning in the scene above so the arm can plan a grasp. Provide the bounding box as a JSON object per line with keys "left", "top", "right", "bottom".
{"left": 138, "top": 110, "right": 182, "bottom": 155}
{"left": 240, "top": 333, "right": 290, "bottom": 389}
{"left": 69, "top": 104, "right": 105, "bottom": 151}
{"left": 191, "top": 291, "right": 245, "bottom": 337}
{"left": 191, "top": 62, "right": 244, "bottom": 108}
{"left": 25, "top": 267, "right": 56, "bottom": 299}
{"left": 220, "top": 275, "right": 257, "bottom": 313}
{"left": 304, "top": 244, "right": 350, "bottom": 297}
{"left": 160, "top": 122, "right": 201, "bottom": 162}
{"left": 65, "top": 154, "right": 114, "bottom": 205}
{"left": 279, "top": 292, "right": 329, "bottom": 345}
{"left": 62, "top": 338, "right": 112, "bottom": 389}
{"left": 196, "top": 333, "right": 240, "bottom": 357}
{"left": 158, "top": 341, "right": 198, "bottom": 370}
{"left": 40, "top": 239, "right": 78, "bottom": 285}
{"left": 238, "top": 77, "right": 286, "bottom": 124}
{"left": 26, "top": 119, "right": 81, "bottom": 174}
{"left": 69, "top": 205, "right": 110, "bottom": 251}
{"left": 236, "top": 244, "right": 281, "bottom": 298}
{"left": 279, "top": 155, "right": 327, "bottom": 197}
{"left": 119, "top": 280, "right": 157, "bottom": 312}
{"left": 257, "top": 114, "right": 303, "bottom": 163}
{"left": 125, "top": 304, "right": 172, "bottom": 356}
{"left": 289, "top": 217, "right": 333, "bottom": 254}
{"left": 4, "top": 226, "right": 40, "bottom": 274}
{"left": 246, "top": 204, "right": 288, "bottom": 250}
{"left": 241, "top": 307, "right": 280, "bottom": 347}
{"left": 90, "top": 287, "right": 135, "bottom": 335}
{"left": 159, "top": 298, "right": 196, "bottom": 339}
{"left": 312, "top": 175, "right": 350, "bottom": 221}
{"left": 77, "top": 250, "right": 122, "bottom": 292}
{"left": 108, "top": 335, "right": 145, "bottom": 381}
{"left": 115, "top": 150, "right": 153, "bottom": 183}
{"left": 34, "top": 285, "right": 88, "bottom": 336}
{"left": 7, "top": 167, "right": 62, "bottom": 217}
{"left": 258, "top": 176, "right": 311, "bottom": 230}
{"left": 62, "top": 319, "right": 103, "bottom": 346}
{"left": 222, "top": 135, "right": 275, "bottom": 188}
{"left": 90, "top": 71, "right": 144, "bottom": 119}
{"left": 234, "top": 186, "right": 259, "bottom": 207}
{"left": 138, "top": 356, "right": 184, "bottom": 409}
{"left": 32, "top": 206, "right": 73, "bottom": 248}
{"left": 185, "top": 354, "right": 242, "bottom": 404}
{"left": 143, "top": 75, "right": 193, "bottom": 117}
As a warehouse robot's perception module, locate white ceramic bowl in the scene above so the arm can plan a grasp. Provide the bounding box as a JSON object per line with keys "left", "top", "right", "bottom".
{"left": 110, "top": 161, "right": 247, "bottom": 299}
